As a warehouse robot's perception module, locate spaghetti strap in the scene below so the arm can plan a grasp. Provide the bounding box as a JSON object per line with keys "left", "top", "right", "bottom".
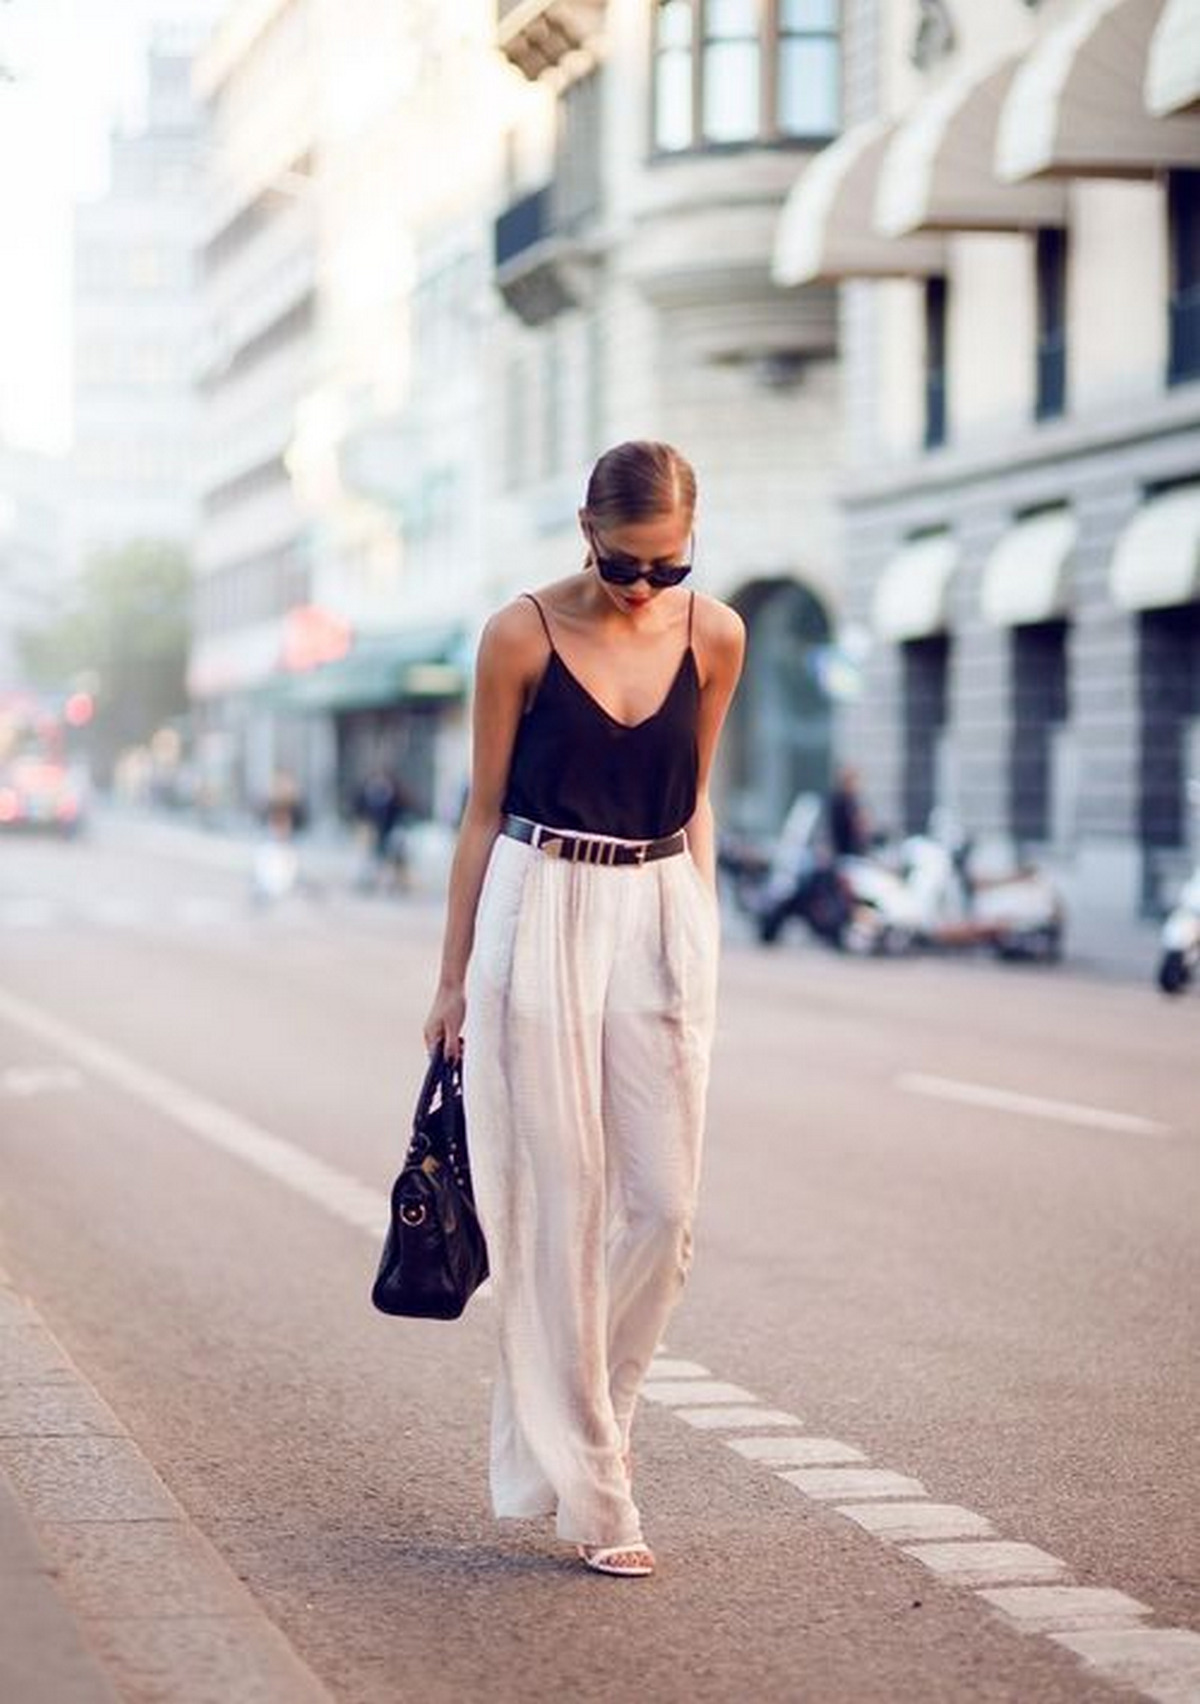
{"left": 687, "top": 589, "right": 695, "bottom": 646}
{"left": 522, "top": 592, "right": 557, "bottom": 653}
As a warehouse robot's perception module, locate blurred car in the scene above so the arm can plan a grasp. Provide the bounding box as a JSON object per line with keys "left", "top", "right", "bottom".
{"left": 0, "top": 757, "right": 87, "bottom": 837}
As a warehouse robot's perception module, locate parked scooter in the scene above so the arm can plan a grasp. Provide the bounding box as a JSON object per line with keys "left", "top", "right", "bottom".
{"left": 717, "top": 793, "right": 853, "bottom": 947}
{"left": 1157, "top": 780, "right": 1200, "bottom": 995}
{"left": 840, "top": 810, "right": 1065, "bottom": 960}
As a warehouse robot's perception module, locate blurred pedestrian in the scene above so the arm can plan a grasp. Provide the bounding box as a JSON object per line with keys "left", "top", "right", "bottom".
{"left": 826, "top": 764, "right": 872, "bottom": 858}
{"left": 353, "top": 766, "right": 410, "bottom": 892}
{"left": 252, "top": 768, "right": 306, "bottom": 905}
{"left": 263, "top": 768, "right": 306, "bottom": 839}
{"left": 424, "top": 440, "right": 744, "bottom": 1578}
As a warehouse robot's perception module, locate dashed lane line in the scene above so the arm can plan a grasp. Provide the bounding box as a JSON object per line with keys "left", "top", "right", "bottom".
{"left": 644, "top": 1353, "right": 1200, "bottom": 1703}
{"left": 0, "top": 982, "right": 1193, "bottom": 1701}
{"left": 675, "top": 1406, "right": 805, "bottom": 1430}
{"left": 896, "top": 1071, "right": 1173, "bottom": 1137}
{"left": 977, "top": 1588, "right": 1153, "bottom": 1634}
{"left": 726, "top": 1436, "right": 867, "bottom": 1467}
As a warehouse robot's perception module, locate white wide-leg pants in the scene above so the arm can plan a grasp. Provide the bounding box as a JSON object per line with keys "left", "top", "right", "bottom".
{"left": 462, "top": 829, "right": 719, "bottom": 1549}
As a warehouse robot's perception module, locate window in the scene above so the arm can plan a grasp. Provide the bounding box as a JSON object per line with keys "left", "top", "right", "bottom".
{"left": 702, "top": 0, "right": 760, "bottom": 143}
{"left": 923, "top": 276, "right": 947, "bottom": 450}
{"left": 902, "top": 635, "right": 949, "bottom": 835}
{"left": 1139, "top": 602, "right": 1200, "bottom": 877}
{"left": 778, "top": 0, "right": 840, "bottom": 138}
{"left": 654, "top": 0, "right": 694, "bottom": 152}
{"left": 556, "top": 71, "right": 602, "bottom": 227}
{"left": 1035, "top": 227, "right": 1068, "bottom": 420}
{"left": 1168, "top": 170, "right": 1200, "bottom": 385}
{"left": 1010, "top": 620, "right": 1069, "bottom": 844}
{"left": 652, "top": 0, "right": 839, "bottom": 154}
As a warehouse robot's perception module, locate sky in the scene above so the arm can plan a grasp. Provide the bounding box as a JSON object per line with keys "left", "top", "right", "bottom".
{"left": 0, "top": 0, "right": 222, "bottom": 456}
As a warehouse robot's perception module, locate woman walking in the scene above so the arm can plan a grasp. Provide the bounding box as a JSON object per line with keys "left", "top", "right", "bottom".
{"left": 423, "top": 440, "right": 744, "bottom": 1577}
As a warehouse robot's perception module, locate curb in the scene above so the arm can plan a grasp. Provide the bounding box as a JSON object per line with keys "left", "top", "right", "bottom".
{"left": 0, "top": 1469, "right": 118, "bottom": 1704}
{"left": 0, "top": 1266, "right": 335, "bottom": 1704}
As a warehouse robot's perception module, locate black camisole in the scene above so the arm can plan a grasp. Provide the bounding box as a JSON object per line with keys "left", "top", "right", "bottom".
{"left": 501, "top": 591, "right": 701, "bottom": 840}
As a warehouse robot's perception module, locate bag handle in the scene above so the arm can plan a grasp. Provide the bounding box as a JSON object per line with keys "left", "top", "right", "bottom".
{"left": 412, "top": 1043, "right": 464, "bottom": 1143}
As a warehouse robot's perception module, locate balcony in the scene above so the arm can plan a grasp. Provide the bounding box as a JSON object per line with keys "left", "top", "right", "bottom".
{"left": 494, "top": 185, "right": 599, "bottom": 327}
{"left": 497, "top": 0, "right": 606, "bottom": 83}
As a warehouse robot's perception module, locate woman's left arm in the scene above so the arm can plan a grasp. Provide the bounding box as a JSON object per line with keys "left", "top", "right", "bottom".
{"left": 684, "top": 598, "right": 747, "bottom": 892}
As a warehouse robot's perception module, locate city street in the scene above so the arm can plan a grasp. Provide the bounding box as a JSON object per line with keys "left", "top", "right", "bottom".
{"left": 1, "top": 817, "right": 1198, "bottom": 1704}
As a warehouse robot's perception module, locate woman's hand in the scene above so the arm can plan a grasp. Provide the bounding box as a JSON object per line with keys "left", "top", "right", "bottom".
{"left": 424, "top": 982, "right": 466, "bottom": 1062}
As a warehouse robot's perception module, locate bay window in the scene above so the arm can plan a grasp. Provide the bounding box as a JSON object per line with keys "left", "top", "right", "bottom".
{"left": 653, "top": 0, "right": 840, "bottom": 154}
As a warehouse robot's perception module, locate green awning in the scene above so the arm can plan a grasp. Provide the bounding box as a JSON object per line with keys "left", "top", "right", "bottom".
{"left": 260, "top": 626, "right": 467, "bottom": 713}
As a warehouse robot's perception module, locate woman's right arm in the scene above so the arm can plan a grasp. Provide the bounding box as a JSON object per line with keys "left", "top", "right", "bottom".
{"left": 423, "top": 605, "right": 534, "bottom": 1060}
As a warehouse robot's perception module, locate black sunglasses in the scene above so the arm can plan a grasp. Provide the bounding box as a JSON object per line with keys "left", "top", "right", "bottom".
{"left": 588, "top": 527, "right": 694, "bottom": 589}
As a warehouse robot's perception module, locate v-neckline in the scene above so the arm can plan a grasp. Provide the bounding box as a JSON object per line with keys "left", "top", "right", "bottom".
{"left": 550, "top": 646, "right": 694, "bottom": 732}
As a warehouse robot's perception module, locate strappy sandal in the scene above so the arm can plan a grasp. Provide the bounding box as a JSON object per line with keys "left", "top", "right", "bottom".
{"left": 577, "top": 1543, "right": 656, "bottom": 1578}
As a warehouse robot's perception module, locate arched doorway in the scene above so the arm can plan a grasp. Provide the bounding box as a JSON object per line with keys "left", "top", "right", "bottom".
{"left": 723, "top": 577, "right": 834, "bottom": 835}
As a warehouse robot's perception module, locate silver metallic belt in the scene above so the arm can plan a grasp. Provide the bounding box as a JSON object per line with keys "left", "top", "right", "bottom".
{"left": 501, "top": 814, "right": 686, "bottom": 867}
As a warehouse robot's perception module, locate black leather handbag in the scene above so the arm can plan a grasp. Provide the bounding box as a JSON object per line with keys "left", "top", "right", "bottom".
{"left": 371, "top": 1046, "right": 489, "bottom": 1320}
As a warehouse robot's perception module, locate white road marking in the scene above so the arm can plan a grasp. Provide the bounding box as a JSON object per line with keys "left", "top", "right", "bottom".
{"left": 902, "top": 1541, "right": 1068, "bottom": 1586}
{"left": 175, "top": 897, "right": 239, "bottom": 927}
{"left": 897, "top": 1072, "right": 1172, "bottom": 1137}
{"left": 0, "top": 895, "right": 277, "bottom": 933}
{"left": 1049, "top": 1627, "right": 1200, "bottom": 1703}
{"left": 647, "top": 1357, "right": 712, "bottom": 1378}
{"left": 0, "top": 899, "right": 61, "bottom": 928}
{"left": 1, "top": 1064, "right": 83, "bottom": 1098}
{"left": 84, "top": 898, "right": 149, "bottom": 927}
{"left": 838, "top": 1501, "right": 996, "bottom": 1541}
{"left": 676, "top": 1407, "right": 805, "bottom": 1430}
{"left": 728, "top": 1436, "right": 866, "bottom": 1467}
{"left": 978, "top": 1586, "right": 1152, "bottom": 1632}
{"left": 640, "top": 1379, "right": 758, "bottom": 1406}
{"left": 0, "top": 986, "right": 387, "bottom": 1240}
{"left": 779, "top": 1466, "right": 927, "bottom": 1500}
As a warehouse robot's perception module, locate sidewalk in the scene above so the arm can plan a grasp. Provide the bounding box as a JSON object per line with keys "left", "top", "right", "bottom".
{"left": 0, "top": 1470, "right": 117, "bottom": 1704}
{"left": 0, "top": 1266, "right": 334, "bottom": 1704}
{"left": 98, "top": 805, "right": 1165, "bottom": 985}
{"left": 96, "top": 803, "right": 455, "bottom": 901}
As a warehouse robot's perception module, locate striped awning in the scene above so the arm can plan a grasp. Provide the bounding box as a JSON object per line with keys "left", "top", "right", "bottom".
{"left": 996, "top": 0, "right": 1200, "bottom": 182}
{"left": 1110, "top": 484, "right": 1200, "bottom": 611}
{"left": 981, "top": 508, "right": 1077, "bottom": 627}
{"left": 876, "top": 56, "right": 1067, "bottom": 236}
{"left": 268, "top": 627, "right": 467, "bottom": 712}
{"left": 773, "top": 119, "right": 945, "bottom": 287}
{"left": 873, "top": 533, "right": 960, "bottom": 641}
{"left": 1146, "top": 0, "right": 1200, "bottom": 116}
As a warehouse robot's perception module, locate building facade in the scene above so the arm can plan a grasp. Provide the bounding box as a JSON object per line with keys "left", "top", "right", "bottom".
{"left": 775, "top": 0, "right": 1200, "bottom": 922}
{"left": 72, "top": 34, "right": 207, "bottom": 571}
{"left": 190, "top": 0, "right": 506, "bottom": 822}
{"left": 291, "top": 0, "right": 504, "bottom": 822}
{"left": 0, "top": 442, "right": 67, "bottom": 686}
{"left": 190, "top": 0, "right": 325, "bottom": 814}
{"left": 490, "top": 0, "right": 849, "bottom": 832}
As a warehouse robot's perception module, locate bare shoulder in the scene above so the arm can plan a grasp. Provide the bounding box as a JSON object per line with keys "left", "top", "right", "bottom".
{"left": 692, "top": 591, "right": 746, "bottom": 683}
{"left": 478, "top": 593, "right": 552, "bottom": 682}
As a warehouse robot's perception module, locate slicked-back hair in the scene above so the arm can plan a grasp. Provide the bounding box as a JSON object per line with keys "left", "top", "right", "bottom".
{"left": 582, "top": 440, "right": 696, "bottom": 529}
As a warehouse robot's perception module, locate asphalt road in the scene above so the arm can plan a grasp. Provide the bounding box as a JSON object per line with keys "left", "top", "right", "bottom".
{"left": 1, "top": 818, "right": 1197, "bottom": 1704}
